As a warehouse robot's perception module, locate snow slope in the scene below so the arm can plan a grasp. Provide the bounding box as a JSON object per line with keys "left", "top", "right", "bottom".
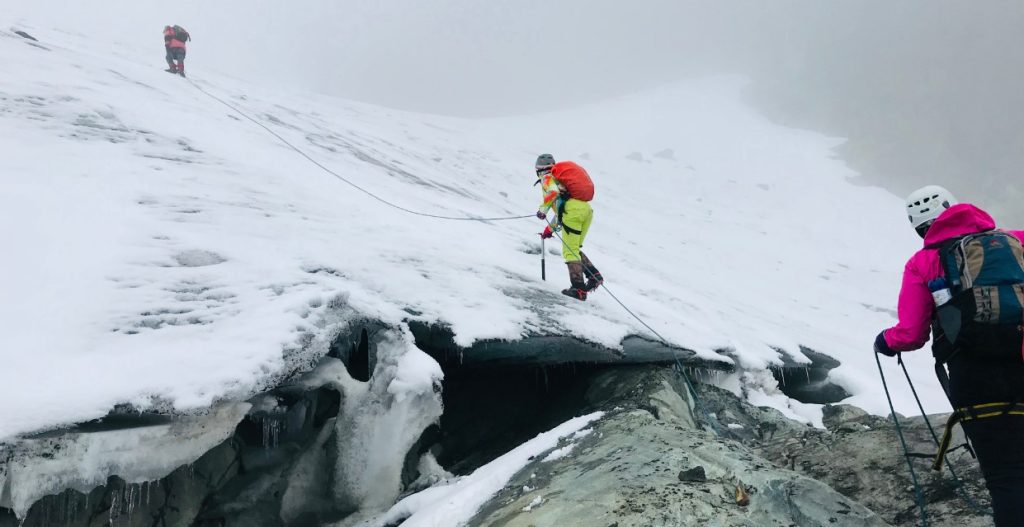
{"left": 0, "top": 20, "right": 944, "bottom": 439}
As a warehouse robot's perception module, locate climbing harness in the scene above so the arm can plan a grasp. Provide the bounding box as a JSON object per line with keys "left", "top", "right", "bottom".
{"left": 876, "top": 351, "right": 993, "bottom": 525}
{"left": 187, "top": 79, "right": 532, "bottom": 222}
{"left": 935, "top": 401, "right": 1024, "bottom": 471}
{"left": 897, "top": 355, "right": 987, "bottom": 514}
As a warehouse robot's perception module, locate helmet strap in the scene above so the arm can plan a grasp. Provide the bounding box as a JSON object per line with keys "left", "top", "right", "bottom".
{"left": 915, "top": 221, "right": 933, "bottom": 239}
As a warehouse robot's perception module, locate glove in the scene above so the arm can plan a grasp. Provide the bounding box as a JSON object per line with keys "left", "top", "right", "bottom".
{"left": 540, "top": 225, "right": 553, "bottom": 239}
{"left": 536, "top": 210, "right": 547, "bottom": 220}
{"left": 874, "top": 331, "right": 898, "bottom": 357}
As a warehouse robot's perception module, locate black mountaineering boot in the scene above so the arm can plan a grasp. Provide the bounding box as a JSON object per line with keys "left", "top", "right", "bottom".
{"left": 561, "top": 287, "right": 587, "bottom": 301}
{"left": 580, "top": 252, "right": 603, "bottom": 292}
{"left": 561, "top": 262, "right": 588, "bottom": 301}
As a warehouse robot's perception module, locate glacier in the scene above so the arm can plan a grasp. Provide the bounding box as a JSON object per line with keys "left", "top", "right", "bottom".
{"left": 0, "top": 14, "right": 967, "bottom": 526}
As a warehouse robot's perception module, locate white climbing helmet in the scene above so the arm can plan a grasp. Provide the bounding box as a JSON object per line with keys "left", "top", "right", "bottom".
{"left": 905, "top": 185, "right": 957, "bottom": 228}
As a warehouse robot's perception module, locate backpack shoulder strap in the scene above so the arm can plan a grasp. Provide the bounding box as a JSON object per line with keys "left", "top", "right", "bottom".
{"left": 936, "top": 236, "right": 966, "bottom": 291}
{"left": 931, "top": 230, "right": 998, "bottom": 290}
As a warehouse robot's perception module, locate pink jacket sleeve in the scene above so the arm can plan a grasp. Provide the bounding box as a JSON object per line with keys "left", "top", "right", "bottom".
{"left": 884, "top": 229, "right": 1024, "bottom": 352}
{"left": 884, "top": 258, "right": 934, "bottom": 351}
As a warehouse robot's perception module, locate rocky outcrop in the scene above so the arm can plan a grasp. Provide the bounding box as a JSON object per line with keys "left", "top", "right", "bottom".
{"left": 0, "top": 348, "right": 995, "bottom": 527}
{"left": 696, "top": 386, "right": 993, "bottom": 526}
{"left": 467, "top": 367, "right": 886, "bottom": 526}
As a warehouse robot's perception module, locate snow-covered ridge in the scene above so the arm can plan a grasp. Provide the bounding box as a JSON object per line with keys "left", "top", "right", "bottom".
{"left": 0, "top": 21, "right": 939, "bottom": 440}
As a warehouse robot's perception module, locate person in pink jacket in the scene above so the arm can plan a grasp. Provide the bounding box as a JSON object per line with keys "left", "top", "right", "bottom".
{"left": 875, "top": 185, "right": 1024, "bottom": 525}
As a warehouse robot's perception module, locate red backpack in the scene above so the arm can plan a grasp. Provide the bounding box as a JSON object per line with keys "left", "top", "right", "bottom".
{"left": 551, "top": 161, "right": 594, "bottom": 201}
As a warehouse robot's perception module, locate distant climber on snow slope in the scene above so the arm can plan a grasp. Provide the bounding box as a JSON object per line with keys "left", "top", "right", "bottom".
{"left": 163, "top": 25, "right": 190, "bottom": 77}
{"left": 534, "top": 154, "right": 603, "bottom": 301}
{"left": 874, "top": 185, "right": 1024, "bottom": 526}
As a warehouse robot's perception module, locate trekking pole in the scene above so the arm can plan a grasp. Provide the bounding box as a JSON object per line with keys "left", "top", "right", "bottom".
{"left": 541, "top": 237, "right": 546, "bottom": 280}
{"left": 876, "top": 350, "right": 929, "bottom": 527}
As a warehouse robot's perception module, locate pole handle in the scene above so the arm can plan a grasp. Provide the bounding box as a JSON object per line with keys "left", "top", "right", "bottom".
{"left": 541, "top": 237, "right": 546, "bottom": 281}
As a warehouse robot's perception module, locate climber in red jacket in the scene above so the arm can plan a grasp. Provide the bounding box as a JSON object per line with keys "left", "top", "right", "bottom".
{"left": 163, "top": 25, "right": 190, "bottom": 77}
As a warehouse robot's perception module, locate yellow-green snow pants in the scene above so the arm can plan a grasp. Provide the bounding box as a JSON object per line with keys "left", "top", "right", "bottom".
{"left": 559, "top": 198, "right": 592, "bottom": 263}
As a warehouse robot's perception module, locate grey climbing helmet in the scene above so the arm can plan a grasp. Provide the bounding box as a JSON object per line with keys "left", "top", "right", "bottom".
{"left": 535, "top": 153, "right": 555, "bottom": 176}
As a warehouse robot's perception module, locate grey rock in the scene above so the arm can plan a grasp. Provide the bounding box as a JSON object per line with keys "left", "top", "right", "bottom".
{"left": 678, "top": 466, "right": 707, "bottom": 482}
{"left": 469, "top": 366, "right": 887, "bottom": 527}
{"left": 822, "top": 404, "right": 872, "bottom": 431}
{"left": 653, "top": 148, "right": 675, "bottom": 160}
{"left": 756, "top": 410, "right": 992, "bottom": 527}
{"left": 688, "top": 384, "right": 990, "bottom": 526}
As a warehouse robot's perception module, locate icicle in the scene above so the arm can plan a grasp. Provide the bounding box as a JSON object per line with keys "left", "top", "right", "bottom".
{"left": 126, "top": 484, "right": 135, "bottom": 522}
{"left": 261, "top": 417, "right": 282, "bottom": 449}
{"left": 109, "top": 487, "right": 119, "bottom": 524}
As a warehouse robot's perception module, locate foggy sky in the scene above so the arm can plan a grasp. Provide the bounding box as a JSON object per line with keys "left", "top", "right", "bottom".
{"left": 5, "top": 0, "right": 1022, "bottom": 225}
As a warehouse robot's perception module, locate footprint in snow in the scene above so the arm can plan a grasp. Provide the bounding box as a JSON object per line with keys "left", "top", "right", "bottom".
{"left": 173, "top": 250, "right": 226, "bottom": 267}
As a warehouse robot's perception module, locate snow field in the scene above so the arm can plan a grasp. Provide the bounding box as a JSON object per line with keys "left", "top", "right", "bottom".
{"left": 0, "top": 18, "right": 944, "bottom": 444}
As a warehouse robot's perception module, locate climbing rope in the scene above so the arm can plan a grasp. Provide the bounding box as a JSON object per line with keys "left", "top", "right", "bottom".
{"left": 876, "top": 351, "right": 930, "bottom": 527}
{"left": 188, "top": 77, "right": 721, "bottom": 435}
{"left": 545, "top": 224, "right": 723, "bottom": 436}
{"left": 185, "top": 76, "right": 999, "bottom": 519}
{"left": 187, "top": 79, "right": 532, "bottom": 222}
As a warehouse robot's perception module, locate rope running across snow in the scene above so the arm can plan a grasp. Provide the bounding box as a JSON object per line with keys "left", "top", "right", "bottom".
{"left": 545, "top": 223, "right": 723, "bottom": 435}
{"left": 188, "top": 78, "right": 720, "bottom": 433}
{"left": 188, "top": 79, "right": 533, "bottom": 222}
